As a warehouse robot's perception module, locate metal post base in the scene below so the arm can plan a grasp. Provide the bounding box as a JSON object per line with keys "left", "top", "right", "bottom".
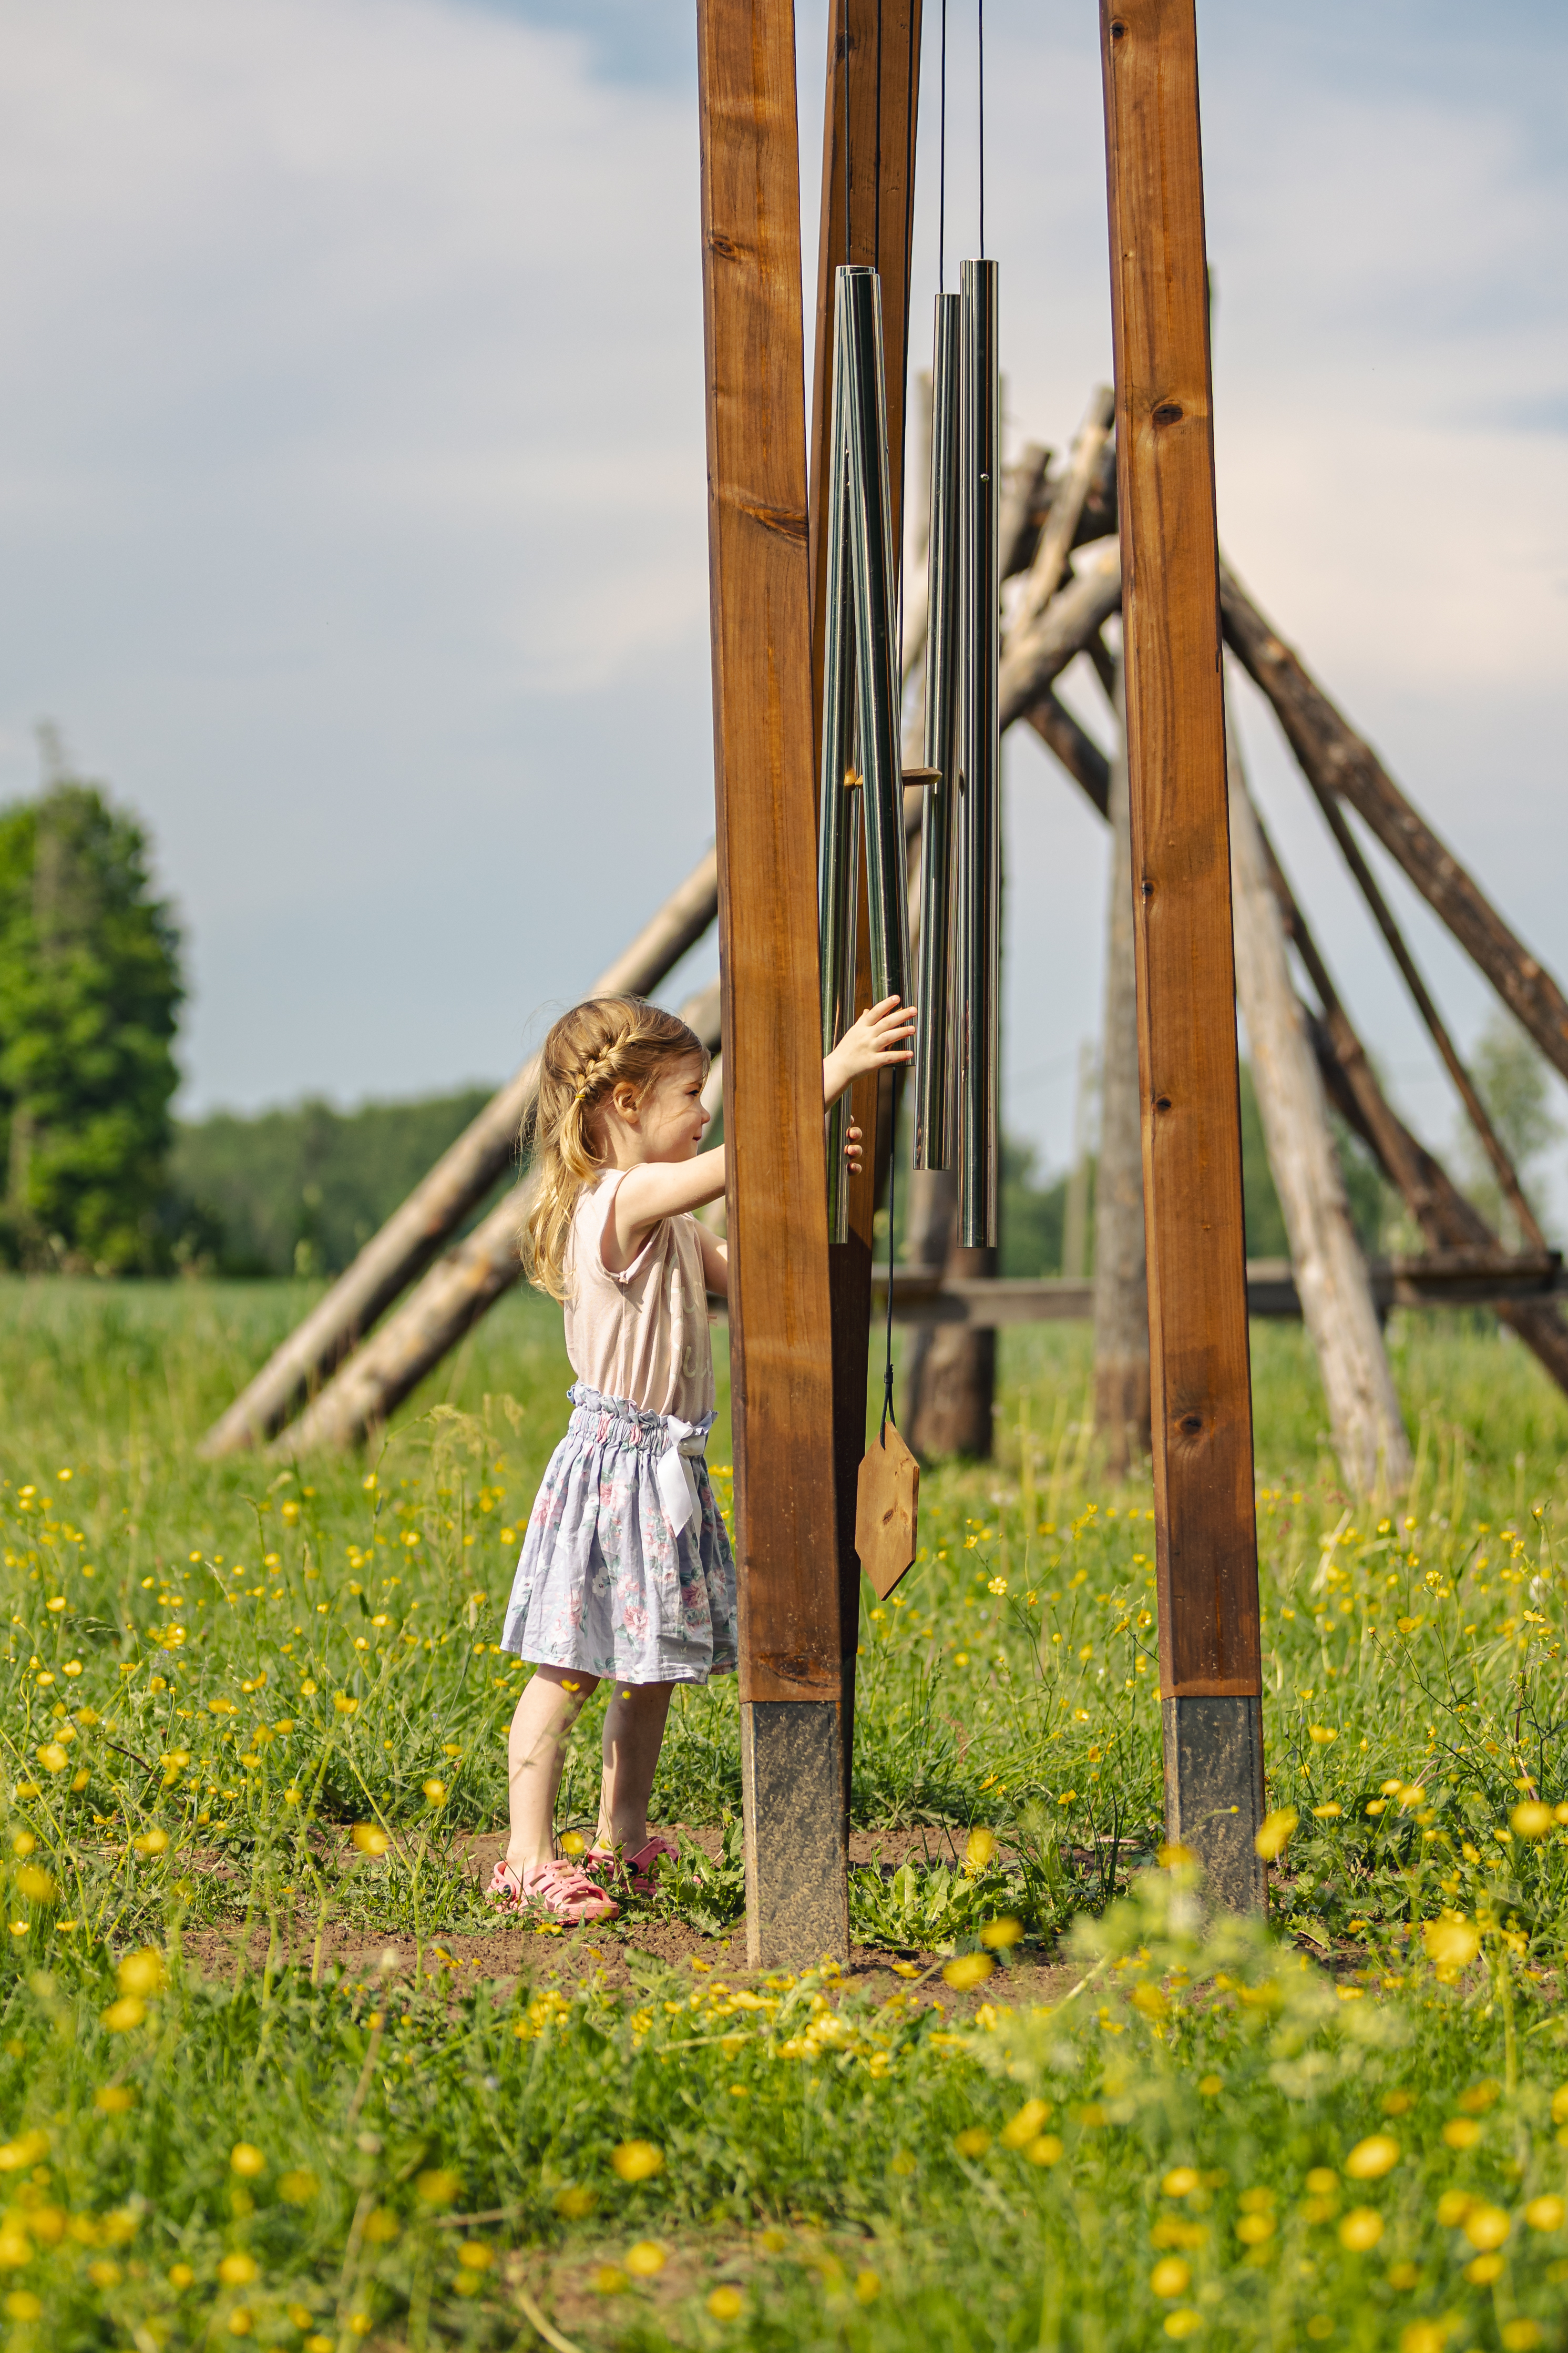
{"left": 1162, "top": 1694, "right": 1266, "bottom": 1913}
{"left": 741, "top": 1700, "right": 848, "bottom": 1969}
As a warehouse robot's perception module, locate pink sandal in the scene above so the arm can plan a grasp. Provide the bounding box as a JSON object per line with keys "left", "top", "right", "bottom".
{"left": 586, "top": 1835, "right": 680, "bottom": 1897}
{"left": 487, "top": 1857, "right": 619, "bottom": 1923}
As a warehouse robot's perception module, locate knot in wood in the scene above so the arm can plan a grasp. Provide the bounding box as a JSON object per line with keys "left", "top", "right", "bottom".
{"left": 1152, "top": 402, "right": 1183, "bottom": 425}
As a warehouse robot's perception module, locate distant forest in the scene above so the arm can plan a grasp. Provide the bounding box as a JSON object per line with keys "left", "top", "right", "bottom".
{"left": 171, "top": 1061, "right": 1382, "bottom": 1281}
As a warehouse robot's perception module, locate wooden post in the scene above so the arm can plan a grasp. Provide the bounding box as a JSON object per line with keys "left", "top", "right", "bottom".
{"left": 1092, "top": 654, "right": 1151, "bottom": 1474}
{"left": 1101, "top": 0, "right": 1264, "bottom": 1909}
{"left": 1226, "top": 706, "right": 1412, "bottom": 1496}
{"left": 697, "top": 0, "right": 846, "bottom": 1967}
{"left": 806, "top": 0, "right": 921, "bottom": 1831}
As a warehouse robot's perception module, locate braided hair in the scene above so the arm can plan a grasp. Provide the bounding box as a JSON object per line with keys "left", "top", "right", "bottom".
{"left": 521, "top": 994, "right": 708, "bottom": 1301}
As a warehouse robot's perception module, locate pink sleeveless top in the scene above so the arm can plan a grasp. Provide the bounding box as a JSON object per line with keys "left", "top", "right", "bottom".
{"left": 563, "top": 1171, "right": 714, "bottom": 1423}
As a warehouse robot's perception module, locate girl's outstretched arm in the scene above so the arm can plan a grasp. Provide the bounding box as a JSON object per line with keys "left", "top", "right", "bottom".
{"left": 612, "top": 1000, "right": 914, "bottom": 1249}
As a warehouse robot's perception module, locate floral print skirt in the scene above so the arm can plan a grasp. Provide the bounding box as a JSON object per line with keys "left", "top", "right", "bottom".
{"left": 500, "top": 1384, "right": 737, "bottom": 1685}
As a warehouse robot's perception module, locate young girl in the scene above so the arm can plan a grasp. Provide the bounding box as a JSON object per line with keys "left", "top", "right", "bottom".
{"left": 488, "top": 987, "right": 915, "bottom": 1922}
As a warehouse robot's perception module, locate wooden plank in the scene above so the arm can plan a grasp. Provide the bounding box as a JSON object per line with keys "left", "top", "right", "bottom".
{"left": 868, "top": 1257, "right": 1567, "bottom": 1327}
{"left": 696, "top": 0, "right": 846, "bottom": 1968}
{"left": 1221, "top": 562, "right": 1568, "bottom": 1085}
{"left": 1092, "top": 656, "right": 1151, "bottom": 1472}
{"left": 1100, "top": 0, "right": 1264, "bottom": 1907}
{"left": 805, "top": 0, "right": 921, "bottom": 1826}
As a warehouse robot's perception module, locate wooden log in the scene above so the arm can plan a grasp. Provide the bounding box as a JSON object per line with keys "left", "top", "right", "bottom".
{"left": 1024, "top": 694, "right": 1111, "bottom": 817}
{"left": 870, "top": 1255, "right": 1567, "bottom": 1326}
{"left": 1092, "top": 655, "right": 1150, "bottom": 1474}
{"left": 198, "top": 846, "right": 720, "bottom": 1458}
{"left": 1226, "top": 702, "right": 1411, "bottom": 1494}
{"left": 1305, "top": 782, "right": 1547, "bottom": 1251}
{"left": 1014, "top": 385, "right": 1115, "bottom": 623}
{"left": 698, "top": 0, "right": 847, "bottom": 1969}
{"left": 1102, "top": 0, "right": 1264, "bottom": 1910}
{"left": 1221, "top": 562, "right": 1568, "bottom": 1085}
{"left": 997, "top": 546, "right": 1123, "bottom": 733}
{"left": 274, "top": 986, "right": 723, "bottom": 1453}
{"left": 806, "top": 0, "right": 921, "bottom": 1852}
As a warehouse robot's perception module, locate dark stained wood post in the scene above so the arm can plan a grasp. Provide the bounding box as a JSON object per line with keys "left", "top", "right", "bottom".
{"left": 696, "top": 0, "right": 847, "bottom": 1965}
{"left": 806, "top": 0, "right": 922, "bottom": 1826}
{"left": 1100, "top": 0, "right": 1265, "bottom": 1908}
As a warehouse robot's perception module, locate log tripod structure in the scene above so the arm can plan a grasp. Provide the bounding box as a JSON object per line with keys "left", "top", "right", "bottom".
{"left": 198, "top": 0, "right": 1568, "bottom": 1943}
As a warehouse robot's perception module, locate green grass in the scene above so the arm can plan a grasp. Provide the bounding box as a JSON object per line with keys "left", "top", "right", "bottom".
{"left": 3, "top": 1279, "right": 1568, "bottom": 2349}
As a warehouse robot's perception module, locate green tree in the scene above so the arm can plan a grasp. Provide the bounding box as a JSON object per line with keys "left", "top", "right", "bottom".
{"left": 1456, "top": 1010, "right": 1563, "bottom": 1245}
{"left": 0, "top": 753, "right": 184, "bottom": 1271}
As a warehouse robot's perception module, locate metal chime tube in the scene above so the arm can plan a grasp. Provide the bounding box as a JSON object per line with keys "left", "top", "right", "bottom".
{"left": 914, "top": 291, "right": 964, "bottom": 1170}
{"left": 957, "top": 259, "right": 1001, "bottom": 1246}
{"left": 818, "top": 447, "right": 862, "bottom": 1245}
{"left": 838, "top": 266, "right": 911, "bottom": 1010}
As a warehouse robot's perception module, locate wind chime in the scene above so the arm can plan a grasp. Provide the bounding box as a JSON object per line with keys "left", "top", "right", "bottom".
{"left": 818, "top": 243, "right": 1001, "bottom": 1598}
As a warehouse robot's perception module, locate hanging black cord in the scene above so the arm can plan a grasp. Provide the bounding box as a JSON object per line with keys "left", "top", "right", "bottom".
{"left": 978, "top": 0, "right": 986, "bottom": 259}
{"left": 938, "top": 0, "right": 947, "bottom": 292}
{"left": 880, "top": 1072, "right": 900, "bottom": 1442}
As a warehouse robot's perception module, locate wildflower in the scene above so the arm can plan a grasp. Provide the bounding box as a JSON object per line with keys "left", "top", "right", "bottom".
{"left": 1510, "top": 1801, "right": 1552, "bottom": 1839}
{"left": 1423, "top": 1917, "right": 1480, "bottom": 1978}
{"left": 980, "top": 1916, "right": 1023, "bottom": 1949}
{"left": 554, "top": 2186, "right": 596, "bottom": 2218}
{"left": 1462, "top": 2205, "right": 1509, "bottom": 2252}
{"left": 1254, "top": 1808, "right": 1298, "bottom": 1861}
{"left": 626, "top": 2242, "right": 665, "bottom": 2276}
{"left": 1197, "top": 2075, "right": 1222, "bottom": 2097}
{"left": 422, "top": 1780, "right": 447, "bottom": 1805}
{"left": 279, "top": 2171, "right": 318, "bottom": 2204}
{"left": 352, "top": 1825, "right": 390, "bottom": 1857}
{"left": 1338, "top": 2209, "right": 1383, "bottom": 2250}
{"left": 1441, "top": 2119, "right": 1481, "bottom": 2151}
{"left": 1151, "top": 2259, "right": 1190, "bottom": 2297}
{"left": 1024, "top": 2136, "right": 1063, "bottom": 2166}
{"left": 942, "top": 1952, "right": 995, "bottom": 1992}
{"left": 708, "top": 2287, "right": 746, "bottom": 2321}
{"left": 14, "top": 1866, "right": 55, "bottom": 1902}
{"left": 1162, "top": 2168, "right": 1201, "bottom": 2198}
{"left": 1345, "top": 2136, "right": 1400, "bottom": 2181}
{"left": 5, "top": 2294, "right": 43, "bottom": 2321}
{"left": 1456, "top": 2080, "right": 1499, "bottom": 2115}
{"left": 1312, "top": 1803, "right": 1342, "bottom": 1818}
{"left": 416, "top": 2171, "right": 460, "bottom": 2206}
{"left": 855, "top": 2269, "right": 880, "bottom": 2303}
{"left": 611, "top": 2142, "right": 663, "bottom": 2184}
{"left": 1164, "top": 2313, "right": 1202, "bottom": 2340}
{"left": 1000, "top": 2100, "right": 1052, "bottom": 2150}
{"left": 965, "top": 1826, "right": 998, "bottom": 1871}
{"left": 36, "top": 1744, "right": 68, "bottom": 1775}
{"left": 103, "top": 1997, "right": 146, "bottom": 2032}
{"left": 333, "top": 1695, "right": 357, "bottom": 1715}
{"left": 95, "top": 2086, "right": 135, "bottom": 2113}
{"left": 230, "top": 2144, "right": 265, "bottom": 2178}
{"left": 1307, "top": 1725, "right": 1338, "bottom": 1746}
{"left": 457, "top": 2243, "right": 493, "bottom": 2272}
{"left": 592, "top": 2265, "right": 629, "bottom": 2295}
{"left": 1501, "top": 2326, "right": 1543, "bottom": 2352}
{"left": 219, "top": 2253, "right": 259, "bottom": 2286}
{"left": 1525, "top": 2195, "right": 1565, "bottom": 2230}
{"left": 132, "top": 1829, "right": 170, "bottom": 1856}
{"left": 954, "top": 2127, "right": 992, "bottom": 2158}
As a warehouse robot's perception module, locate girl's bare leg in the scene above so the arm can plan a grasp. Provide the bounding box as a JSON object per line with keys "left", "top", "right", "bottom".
{"left": 505, "top": 1664, "right": 600, "bottom": 1871}
{"left": 597, "top": 1680, "right": 675, "bottom": 1856}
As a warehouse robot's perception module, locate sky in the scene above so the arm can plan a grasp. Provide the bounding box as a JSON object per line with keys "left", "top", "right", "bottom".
{"left": 0, "top": 0, "right": 1564, "bottom": 1216}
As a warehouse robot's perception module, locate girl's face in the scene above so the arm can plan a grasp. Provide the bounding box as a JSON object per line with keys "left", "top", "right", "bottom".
{"left": 616, "top": 1054, "right": 710, "bottom": 1164}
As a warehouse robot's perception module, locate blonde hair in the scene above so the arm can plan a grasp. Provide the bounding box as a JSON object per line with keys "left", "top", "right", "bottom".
{"left": 522, "top": 994, "right": 709, "bottom": 1301}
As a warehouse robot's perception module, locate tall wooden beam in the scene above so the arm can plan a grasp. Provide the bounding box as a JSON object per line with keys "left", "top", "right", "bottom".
{"left": 1100, "top": 0, "right": 1264, "bottom": 1909}
{"left": 696, "top": 0, "right": 846, "bottom": 1965}
{"left": 806, "top": 1, "right": 922, "bottom": 1823}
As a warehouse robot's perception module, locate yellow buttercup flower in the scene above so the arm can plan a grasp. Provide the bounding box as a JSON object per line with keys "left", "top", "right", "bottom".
{"left": 218, "top": 2253, "right": 259, "bottom": 2286}
{"left": 707, "top": 2287, "right": 745, "bottom": 2321}
{"left": 942, "top": 1952, "right": 995, "bottom": 1992}
{"left": 1151, "top": 2259, "right": 1190, "bottom": 2298}
{"left": 1509, "top": 1801, "right": 1552, "bottom": 1840}
{"left": 1344, "top": 2136, "right": 1400, "bottom": 2181}
{"left": 1338, "top": 2208, "right": 1383, "bottom": 2251}
{"left": 230, "top": 2144, "right": 265, "bottom": 2178}
{"left": 611, "top": 2142, "right": 663, "bottom": 2184}
{"left": 625, "top": 2242, "right": 665, "bottom": 2276}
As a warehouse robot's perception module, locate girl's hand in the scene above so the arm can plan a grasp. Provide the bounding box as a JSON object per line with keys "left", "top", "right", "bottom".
{"left": 844, "top": 1122, "right": 863, "bottom": 1173}
{"left": 824, "top": 995, "right": 916, "bottom": 1107}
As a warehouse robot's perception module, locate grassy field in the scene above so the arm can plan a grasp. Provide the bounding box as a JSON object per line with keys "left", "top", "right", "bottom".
{"left": 3, "top": 1278, "right": 1568, "bottom": 2351}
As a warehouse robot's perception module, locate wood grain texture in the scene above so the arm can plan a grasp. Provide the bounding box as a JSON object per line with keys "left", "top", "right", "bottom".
{"left": 1227, "top": 717, "right": 1410, "bottom": 1495}
{"left": 804, "top": 0, "right": 921, "bottom": 1795}
{"left": 1101, "top": 0, "right": 1262, "bottom": 1704}
{"left": 697, "top": 0, "right": 842, "bottom": 1710}
{"left": 1092, "top": 658, "right": 1151, "bottom": 1474}
{"left": 1221, "top": 562, "right": 1568, "bottom": 1086}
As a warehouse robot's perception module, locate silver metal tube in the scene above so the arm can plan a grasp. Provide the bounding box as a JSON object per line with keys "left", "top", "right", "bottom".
{"left": 915, "top": 290, "right": 963, "bottom": 1170}
{"left": 838, "top": 265, "right": 911, "bottom": 1010}
{"left": 818, "top": 297, "right": 861, "bottom": 1246}
{"left": 958, "top": 259, "right": 1000, "bottom": 1247}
